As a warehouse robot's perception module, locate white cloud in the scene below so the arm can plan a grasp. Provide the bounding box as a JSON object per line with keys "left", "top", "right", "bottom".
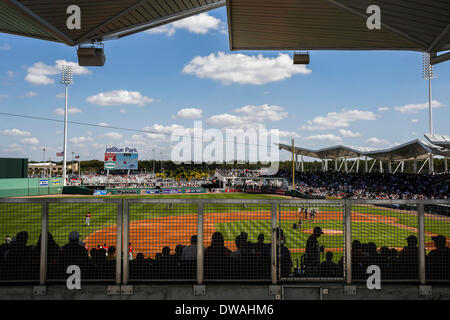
{"left": 233, "top": 104, "right": 287, "bottom": 122}
{"left": 378, "top": 107, "right": 389, "bottom": 112}
{"left": 143, "top": 124, "right": 185, "bottom": 140}
{"left": 2, "top": 128, "right": 31, "bottom": 136}
{"left": 366, "top": 137, "right": 390, "bottom": 145}
{"left": 394, "top": 100, "right": 443, "bottom": 114}
{"left": 120, "top": 108, "right": 126, "bottom": 114}
{"left": 411, "top": 119, "right": 419, "bottom": 123}
{"left": 173, "top": 108, "right": 203, "bottom": 119}
{"left": 87, "top": 90, "right": 154, "bottom": 106}
{"left": 3, "top": 143, "right": 23, "bottom": 153}
{"left": 98, "top": 122, "right": 109, "bottom": 127}
{"left": 339, "top": 129, "right": 361, "bottom": 137}
{"left": 304, "top": 134, "right": 342, "bottom": 143}
{"left": 70, "top": 136, "right": 94, "bottom": 144}
{"left": 6, "top": 71, "right": 14, "bottom": 77}
{"left": 103, "top": 132, "right": 123, "bottom": 140}
{"left": 207, "top": 104, "right": 288, "bottom": 130}
{"left": 0, "top": 43, "right": 11, "bottom": 51}
{"left": 21, "top": 137, "right": 39, "bottom": 145}
{"left": 183, "top": 52, "right": 311, "bottom": 85}
{"left": 302, "top": 109, "right": 376, "bottom": 130}
{"left": 54, "top": 107, "right": 82, "bottom": 115}
{"left": 25, "top": 91, "right": 38, "bottom": 97}
{"left": 56, "top": 93, "right": 65, "bottom": 98}
{"left": 25, "top": 59, "right": 91, "bottom": 85}
{"left": 146, "top": 13, "right": 222, "bottom": 36}
{"left": 0, "top": 94, "right": 8, "bottom": 99}
{"left": 206, "top": 113, "right": 259, "bottom": 130}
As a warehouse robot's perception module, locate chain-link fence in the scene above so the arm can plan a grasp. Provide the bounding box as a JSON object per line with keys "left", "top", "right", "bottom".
{"left": 202, "top": 202, "right": 272, "bottom": 281}
{"left": 0, "top": 202, "right": 42, "bottom": 282}
{"left": 46, "top": 201, "right": 120, "bottom": 282}
{"left": 0, "top": 198, "right": 449, "bottom": 285}
{"left": 279, "top": 203, "right": 344, "bottom": 281}
{"left": 350, "top": 204, "right": 419, "bottom": 282}
{"left": 127, "top": 202, "right": 197, "bottom": 281}
{"left": 424, "top": 204, "right": 450, "bottom": 282}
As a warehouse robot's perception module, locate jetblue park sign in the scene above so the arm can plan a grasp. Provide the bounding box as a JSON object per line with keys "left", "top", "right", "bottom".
{"left": 105, "top": 146, "right": 138, "bottom": 153}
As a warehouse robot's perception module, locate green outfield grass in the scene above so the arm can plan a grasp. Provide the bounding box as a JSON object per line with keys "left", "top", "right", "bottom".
{"left": 1, "top": 196, "right": 449, "bottom": 270}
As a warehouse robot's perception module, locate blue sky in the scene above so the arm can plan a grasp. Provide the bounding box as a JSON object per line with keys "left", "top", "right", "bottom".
{"left": 0, "top": 7, "right": 449, "bottom": 163}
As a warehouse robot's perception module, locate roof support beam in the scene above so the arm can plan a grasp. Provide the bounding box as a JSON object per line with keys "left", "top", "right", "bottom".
{"left": 5, "top": 0, "right": 75, "bottom": 46}
{"left": 102, "top": 0, "right": 226, "bottom": 41}
{"left": 430, "top": 52, "right": 450, "bottom": 65}
{"left": 323, "top": 0, "right": 428, "bottom": 50}
{"left": 76, "top": 0, "right": 152, "bottom": 44}
{"left": 428, "top": 24, "right": 450, "bottom": 52}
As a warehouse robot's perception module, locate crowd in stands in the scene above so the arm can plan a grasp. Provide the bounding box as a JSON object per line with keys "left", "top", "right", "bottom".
{"left": 216, "top": 169, "right": 262, "bottom": 178}
{"left": 3, "top": 227, "right": 448, "bottom": 281}
{"left": 67, "top": 173, "right": 209, "bottom": 188}
{"left": 279, "top": 171, "right": 449, "bottom": 199}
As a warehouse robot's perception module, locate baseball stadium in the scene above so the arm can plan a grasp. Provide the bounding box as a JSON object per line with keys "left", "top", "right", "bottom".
{"left": 0, "top": 0, "right": 450, "bottom": 302}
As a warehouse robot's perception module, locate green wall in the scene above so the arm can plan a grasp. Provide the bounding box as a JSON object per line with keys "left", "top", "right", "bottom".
{"left": 0, "top": 178, "right": 63, "bottom": 198}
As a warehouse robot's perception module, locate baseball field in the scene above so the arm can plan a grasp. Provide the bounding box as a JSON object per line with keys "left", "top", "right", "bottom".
{"left": 1, "top": 193, "right": 449, "bottom": 268}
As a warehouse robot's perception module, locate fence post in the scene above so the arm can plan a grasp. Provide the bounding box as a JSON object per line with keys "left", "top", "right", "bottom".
{"left": 197, "top": 202, "right": 204, "bottom": 284}
{"left": 344, "top": 200, "right": 352, "bottom": 284}
{"left": 271, "top": 202, "right": 278, "bottom": 284}
{"left": 418, "top": 202, "right": 426, "bottom": 285}
{"left": 122, "top": 199, "right": 129, "bottom": 285}
{"left": 116, "top": 200, "right": 123, "bottom": 285}
{"left": 39, "top": 201, "right": 48, "bottom": 285}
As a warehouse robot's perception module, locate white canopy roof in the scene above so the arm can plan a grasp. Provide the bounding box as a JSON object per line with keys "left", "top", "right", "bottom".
{"left": 277, "top": 137, "right": 449, "bottom": 161}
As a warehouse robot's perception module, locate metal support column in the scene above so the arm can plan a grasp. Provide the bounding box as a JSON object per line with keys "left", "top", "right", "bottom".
{"left": 115, "top": 200, "right": 123, "bottom": 285}
{"left": 365, "top": 156, "right": 368, "bottom": 172}
{"left": 414, "top": 158, "right": 417, "bottom": 174}
{"left": 39, "top": 202, "right": 48, "bottom": 285}
{"left": 418, "top": 203, "right": 426, "bottom": 285}
{"left": 344, "top": 157, "right": 348, "bottom": 173}
{"left": 271, "top": 203, "right": 277, "bottom": 284}
{"left": 122, "top": 200, "right": 129, "bottom": 284}
{"left": 197, "top": 202, "right": 204, "bottom": 284}
{"left": 344, "top": 200, "right": 352, "bottom": 284}
{"left": 445, "top": 157, "right": 448, "bottom": 173}
{"left": 301, "top": 155, "right": 304, "bottom": 173}
{"left": 379, "top": 160, "right": 383, "bottom": 173}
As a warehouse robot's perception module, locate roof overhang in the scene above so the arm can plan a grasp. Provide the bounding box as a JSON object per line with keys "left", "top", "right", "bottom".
{"left": 0, "top": 0, "right": 225, "bottom": 46}
{"left": 277, "top": 138, "right": 448, "bottom": 161}
{"left": 227, "top": 0, "right": 450, "bottom": 53}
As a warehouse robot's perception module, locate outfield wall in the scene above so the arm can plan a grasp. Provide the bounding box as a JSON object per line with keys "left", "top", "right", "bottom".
{"left": 0, "top": 178, "right": 63, "bottom": 197}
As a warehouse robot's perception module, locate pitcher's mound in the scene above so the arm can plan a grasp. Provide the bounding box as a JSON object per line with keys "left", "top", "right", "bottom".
{"left": 302, "top": 228, "right": 343, "bottom": 235}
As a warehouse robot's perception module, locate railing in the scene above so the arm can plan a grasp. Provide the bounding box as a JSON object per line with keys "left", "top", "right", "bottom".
{"left": 0, "top": 198, "right": 449, "bottom": 285}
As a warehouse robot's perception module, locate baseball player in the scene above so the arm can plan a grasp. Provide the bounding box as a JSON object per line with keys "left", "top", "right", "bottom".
{"left": 128, "top": 242, "right": 133, "bottom": 260}
{"left": 85, "top": 211, "right": 91, "bottom": 226}
{"left": 310, "top": 209, "right": 316, "bottom": 221}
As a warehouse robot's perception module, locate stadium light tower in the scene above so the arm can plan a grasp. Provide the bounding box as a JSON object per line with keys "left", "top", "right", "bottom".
{"left": 61, "top": 65, "right": 73, "bottom": 186}
{"left": 423, "top": 53, "right": 436, "bottom": 134}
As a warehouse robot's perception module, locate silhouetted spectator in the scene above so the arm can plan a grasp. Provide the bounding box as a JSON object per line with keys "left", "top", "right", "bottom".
{"left": 304, "top": 227, "right": 324, "bottom": 276}
{"left": 181, "top": 235, "right": 198, "bottom": 261}
{"left": 426, "top": 235, "right": 450, "bottom": 280}
{"left": 398, "top": 235, "right": 419, "bottom": 279}
{"left": 320, "top": 252, "right": 338, "bottom": 277}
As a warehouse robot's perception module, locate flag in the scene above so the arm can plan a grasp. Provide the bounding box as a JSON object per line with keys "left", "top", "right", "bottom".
{"left": 56, "top": 152, "right": 64, "bottom": 157}
{"left": 75, "top": 155, "right": 80, "bottom": 159}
